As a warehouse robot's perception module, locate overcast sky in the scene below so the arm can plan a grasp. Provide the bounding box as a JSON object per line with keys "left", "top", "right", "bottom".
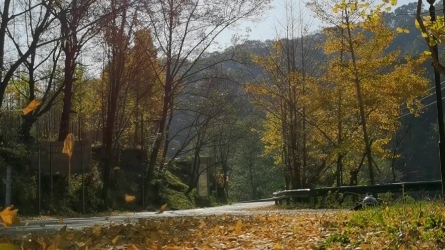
{"left": 212, "top": 0, "right": 416, "bottom": 51}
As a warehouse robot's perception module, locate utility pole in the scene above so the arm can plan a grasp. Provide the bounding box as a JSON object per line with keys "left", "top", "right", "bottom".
{"left": 428, "top": 0, "right": 445, "bottom": 200}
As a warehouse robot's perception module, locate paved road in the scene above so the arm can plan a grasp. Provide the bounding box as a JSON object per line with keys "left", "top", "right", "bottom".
{"left": 1, "top": 201, "right": 282, "bottom": 235}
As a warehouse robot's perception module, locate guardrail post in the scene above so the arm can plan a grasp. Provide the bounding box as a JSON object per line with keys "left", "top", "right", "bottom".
{"left": 311, "top": 189, "right": 317, "bottom": 208}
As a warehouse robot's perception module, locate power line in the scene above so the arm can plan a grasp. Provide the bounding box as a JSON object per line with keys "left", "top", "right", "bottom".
{"left": 400, "top": 82, "right": 445, "bottom": 112}
{"left": 398, "top": 96, "right": 445, "bottom": 119}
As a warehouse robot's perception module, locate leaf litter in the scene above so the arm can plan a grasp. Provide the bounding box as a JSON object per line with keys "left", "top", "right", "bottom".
{"left": 0, "top": 204, "right": 444, "bottom": 249}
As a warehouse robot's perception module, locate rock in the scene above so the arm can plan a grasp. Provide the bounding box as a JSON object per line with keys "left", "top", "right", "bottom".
{"left": 352, "top": 194, "right": 379, "bottom": 210}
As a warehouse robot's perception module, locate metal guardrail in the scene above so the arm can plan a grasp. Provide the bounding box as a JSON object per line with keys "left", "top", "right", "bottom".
{"left": 272, "top": 180, "right": 442, "bottom": 206}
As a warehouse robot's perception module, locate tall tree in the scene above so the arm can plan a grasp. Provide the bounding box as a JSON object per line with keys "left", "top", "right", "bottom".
{"left": 141, "top": 0, "right": 272, "bottom": 203}
{"left": 0, "top": 0, "right": 55, "bottom": 108}
{"left": 245, "top": 0, "right": 324, "bottom": 190}
{"left": 99, "top": 0, "right": 136, "bottom": 207}
{"left": 55, "top": 0, "right": 106, "bottom": 141}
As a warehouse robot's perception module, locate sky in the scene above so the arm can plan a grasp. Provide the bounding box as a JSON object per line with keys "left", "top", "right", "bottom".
{"left": 213, "top": 0, "right": 416, "bottom": 51}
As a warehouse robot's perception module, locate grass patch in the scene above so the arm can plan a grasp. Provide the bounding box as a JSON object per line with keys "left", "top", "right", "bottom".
{"left": 317, "top": 200, "right": 445, "bottom": 249}
{"left": 163, "top": 189, "right": 196, "bottom": 210}
{"left": 164, "top": 171, "right": 189, "bottom": 192}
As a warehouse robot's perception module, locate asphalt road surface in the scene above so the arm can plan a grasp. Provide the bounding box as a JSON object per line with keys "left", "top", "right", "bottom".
{"left": 1, "top": 201, "right": 285, "bottom": 235}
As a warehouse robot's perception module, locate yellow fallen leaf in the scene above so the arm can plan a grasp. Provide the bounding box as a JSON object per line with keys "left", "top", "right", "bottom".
{"left": 198, "top": 220, "right": 206, "bottom": 229}
{"left": 149, "top": 230, "right": 161, "bottom": 241}
{"left": 0, "top": 243, "right": 19, "bottom": 250}
{"left": 92, "top": 225, "right": 102, "bottom": 236}
{"left": 273, "top": 242, "right": 282, "bottom": 249}
{"left": 47, "top": 235, "right": 62, "bottom": 250}
{"left": 65, "top": 232, "right": 76, "bottom": 241}
{"left": 235, "top": 219, "right": 243, "bottom": 234}
{"left": 60, "top": 225, "right": 67, "bottom": 234}
{"left": 0, "top": 205, "right": 19, "bottom": 227}
{"left": 23, "top": 99, "right": 41, "bottom": 115}
{"left": 127, "top": 244, "right": 139, "bottom": 250}
{"left": 112, "top": 235, "right": 119, "bottom": 244}
{"left": 125, "top": 194, "right": 136, "bottom": 203}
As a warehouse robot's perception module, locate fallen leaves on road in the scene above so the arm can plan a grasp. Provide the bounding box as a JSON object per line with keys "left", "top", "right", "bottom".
{"left": 0, "top": 214, "right": 330, "bottom": 250}
{"left": 2, "top": 204, "right": 445, "bottom": 249}
{"left": 0, "top": 212, "right": 353, "bottom": 249}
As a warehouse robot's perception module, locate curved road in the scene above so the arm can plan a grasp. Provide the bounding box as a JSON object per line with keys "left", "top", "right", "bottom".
{"left": 2, "top": 201, "right": 288, "bottom": 235}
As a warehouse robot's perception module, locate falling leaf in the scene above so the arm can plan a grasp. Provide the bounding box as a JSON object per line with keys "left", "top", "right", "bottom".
{"left": 22, "top": 99, "right": 41, "bottom": 115}
{"left": 234, "top": 219, "right": 243, "bottom": 234}
{"left": 59, "top": 218, "right": 64, "bottom": 223}
{"left": 0, "top": 206, "right": 19, "bottom": 227}
{"left": 25, "top": 221, "right": 29, "bottom": 226}
{"left": 125, "top": 194, "right": 136, "bottom": 203}
{"left": 62, "top": 133, "right": 75, "bottom": 157}
{"left": 156, "top": 204, "right": 168, "bottom": 214}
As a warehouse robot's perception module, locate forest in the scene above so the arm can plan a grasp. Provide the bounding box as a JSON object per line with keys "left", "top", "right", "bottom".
{"left": 0, "top": 0, "right": 443, "bottom": 215}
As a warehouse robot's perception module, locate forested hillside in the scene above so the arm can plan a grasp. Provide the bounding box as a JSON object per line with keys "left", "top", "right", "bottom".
{"left": 0, "top": 0, "right": 442, "bottom": 215}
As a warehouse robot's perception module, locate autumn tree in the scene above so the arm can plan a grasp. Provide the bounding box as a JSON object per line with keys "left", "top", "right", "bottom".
{"left": 246, "top": 0, "right": 324, "bottom": 190}
{"left": 308, "top": 0, "right": 429, "bottom": 185}
{"left": 54, "top": 0, "right": 108, "bottom": 141}
{"left": 140, "top": 0, "right": 272, "bottom": 203}
{"left": 98, "top": 2, "right": 162, "bottom": 206}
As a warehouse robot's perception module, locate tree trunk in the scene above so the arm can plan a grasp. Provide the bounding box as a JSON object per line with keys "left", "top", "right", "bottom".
{"left": 345, "top": 9, "right": 375, "bottom": 185}
{"left": 101, "top": 110, "right": 116, "bottom": 208}
{"left": 20, "top": 114, "right": 37, "bottom": 142}
{"left": 57, "top": 4, "right": 79, "bottom": 142}
{"left": 144, "top": 15, "right": 174, "bottom": 205}
{"left": 0, "top": 0, "right": 11, "bottom": 106}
